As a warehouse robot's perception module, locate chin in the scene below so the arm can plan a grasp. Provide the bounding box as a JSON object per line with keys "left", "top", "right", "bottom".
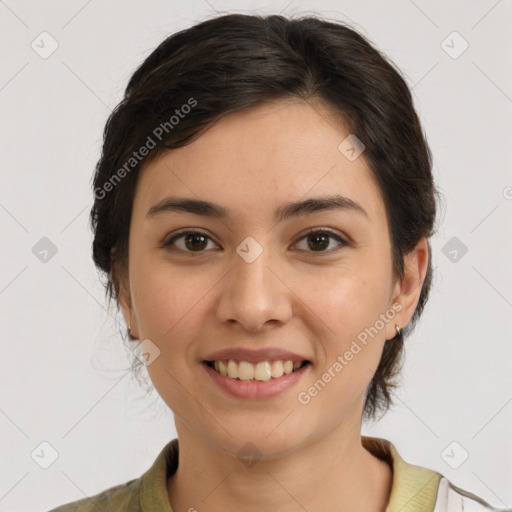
{"left": 201, "top": 417, "right": 312, "bottom": 463}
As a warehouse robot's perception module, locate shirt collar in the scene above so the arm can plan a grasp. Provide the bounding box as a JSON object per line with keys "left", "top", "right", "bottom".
{"left": 141, "top": 436, "right": 442, "bottom": 512}
{"left": 362, "top": 435, "right": 441, "bottom": 512}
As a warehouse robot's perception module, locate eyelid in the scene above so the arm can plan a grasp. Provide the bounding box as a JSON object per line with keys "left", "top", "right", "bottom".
{"left": 163, "top": 227, "right": 349, "bottom": 254}
{"left": 291, "top": 227, "right": 348, "bottom": 253}
{"left": 163, "top": 229, "right": 220, "bottom": 252}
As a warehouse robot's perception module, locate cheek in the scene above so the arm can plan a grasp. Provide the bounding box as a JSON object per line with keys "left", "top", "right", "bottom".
{"left": 304, "top": 278, "right": 389, "bottom": 413}
{"left": 315, "top": 265, "right": 390, "bottom": 325}
{"left": 131, "top": 259, "right": 215, "bottom": 348}
{"left": 131, "top": 263, "right": 212, "bottom": 408}
{"left": 310, "top": 265, "right": 391, "bottom": 369}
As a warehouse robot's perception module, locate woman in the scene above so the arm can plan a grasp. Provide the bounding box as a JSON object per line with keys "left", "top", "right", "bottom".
{"left": 49, "top": 13, "right": 509, "bottom": 512}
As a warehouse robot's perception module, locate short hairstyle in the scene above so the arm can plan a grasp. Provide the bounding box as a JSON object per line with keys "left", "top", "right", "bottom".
{"left": 90, "top": 13, "right": 441, "bottom": 421}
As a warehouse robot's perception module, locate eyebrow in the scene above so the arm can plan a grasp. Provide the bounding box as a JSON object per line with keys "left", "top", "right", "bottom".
{"left": 146, "top": 194, "right": 369, "bottom": 223}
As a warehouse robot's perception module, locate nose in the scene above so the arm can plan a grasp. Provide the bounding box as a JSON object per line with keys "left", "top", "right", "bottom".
{"left": 215, "top": 241, "right": 293, "bottom": 332}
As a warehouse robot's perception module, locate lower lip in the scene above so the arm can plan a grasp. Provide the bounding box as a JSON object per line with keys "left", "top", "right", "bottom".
{"left": 202, "top": 362, "right": 310, "bottom": 400}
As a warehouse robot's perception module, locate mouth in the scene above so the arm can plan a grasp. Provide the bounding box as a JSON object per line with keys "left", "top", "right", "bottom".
{"left": 203, "top": 359, "right": 311, "bottom": 381}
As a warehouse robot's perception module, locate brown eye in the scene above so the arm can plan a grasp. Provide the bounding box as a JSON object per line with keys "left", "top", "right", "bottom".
{"left": 183, "top": 233, "right": 208, "bottom": 251}
{"left": 164, "top": 230, "right": 218, "bottom": 253}
{"left": 294, "top": 230, "right": 347, "bottom": 253}
{"left": 307, "top": 232, "right": 330, "bottom": 251}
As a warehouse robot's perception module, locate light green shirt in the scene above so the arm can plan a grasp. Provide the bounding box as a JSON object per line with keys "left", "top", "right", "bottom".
{"left": 47, "top": 436, "right": 507, "bottom": 511}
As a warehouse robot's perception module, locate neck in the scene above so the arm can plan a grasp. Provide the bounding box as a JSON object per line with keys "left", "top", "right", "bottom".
{"left": 167, "top": 422, "right": 393, "bottom": 512}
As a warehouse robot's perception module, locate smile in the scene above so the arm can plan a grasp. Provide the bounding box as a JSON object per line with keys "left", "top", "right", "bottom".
{"left": 202, "top": 359, "right": 311, "bottom": 400}
{"left": 205, "top": 359, "right": 310, "bottom": 381}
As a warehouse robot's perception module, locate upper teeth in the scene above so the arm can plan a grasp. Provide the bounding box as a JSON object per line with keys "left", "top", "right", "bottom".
{"left": 213, "top": 360, "right": 303, "bottom": 381}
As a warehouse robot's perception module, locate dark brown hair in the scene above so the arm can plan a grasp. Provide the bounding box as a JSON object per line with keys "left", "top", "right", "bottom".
{"left": 90, "top": 13, "right": 441, "bottom": 421}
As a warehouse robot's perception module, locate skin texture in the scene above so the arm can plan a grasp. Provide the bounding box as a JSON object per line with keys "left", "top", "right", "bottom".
{"left": 117, "top": 98, "right": 429, "bottom": 511}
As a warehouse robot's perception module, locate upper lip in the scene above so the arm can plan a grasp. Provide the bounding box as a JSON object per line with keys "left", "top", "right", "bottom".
{"left": 203, "top": 347, "right": 310, "bottom": 364}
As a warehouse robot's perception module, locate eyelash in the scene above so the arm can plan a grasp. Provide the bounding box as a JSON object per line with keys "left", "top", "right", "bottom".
{"left": 162, "top": 228, "right": 348, "bottom": 256}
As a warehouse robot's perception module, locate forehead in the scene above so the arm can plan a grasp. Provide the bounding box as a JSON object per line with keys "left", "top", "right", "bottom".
{"left": 134, "top": 99, "right": 386, "bottom": 224}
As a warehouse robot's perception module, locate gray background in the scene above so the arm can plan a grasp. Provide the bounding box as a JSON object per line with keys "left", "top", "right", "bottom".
{"left": 1, "top": 0, "right": 511, "bottom": 510}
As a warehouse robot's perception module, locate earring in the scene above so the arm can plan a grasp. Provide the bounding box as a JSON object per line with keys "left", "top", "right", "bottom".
{"left": 395, "top": 323, "right": 402, "bottom": 337}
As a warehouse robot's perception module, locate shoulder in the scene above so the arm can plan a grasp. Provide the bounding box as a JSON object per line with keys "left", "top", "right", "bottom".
{"left": 362, "top": 436, "right": 509, "bottom": 512}
{"left": 433, "top": 477, "right": 511, "bottom": 512}
{"left": 46, "top": 477, "right": 142, "bottom": 512}
{"left": 45, "top": 439, "right": 178, "bottom": 512}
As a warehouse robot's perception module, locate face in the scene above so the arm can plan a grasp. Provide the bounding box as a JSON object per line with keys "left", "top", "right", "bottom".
{"left": 118, "top": 98, "right": 427, "bottom": 460}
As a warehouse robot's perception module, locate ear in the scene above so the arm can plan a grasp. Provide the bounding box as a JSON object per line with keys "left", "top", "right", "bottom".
{"left": 386, "top": 237, "right": 429, "bottom": 340}
{"left": 112, "top": 260, "right": 139, "bottom": 340}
